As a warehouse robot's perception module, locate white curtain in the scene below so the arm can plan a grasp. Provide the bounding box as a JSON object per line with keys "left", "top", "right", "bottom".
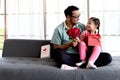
{"left": 6, "top": 0, "right": 44, "bottom": 39}
{"left": 90, "top": 0, "right": 120, "bottom": 56}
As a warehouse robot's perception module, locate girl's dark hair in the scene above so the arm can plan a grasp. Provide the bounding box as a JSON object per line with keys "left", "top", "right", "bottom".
{"left": 64, "top": 5, "right": 79, "bottom": 17}
{"left": 89, "top": 17, "right": 100, "bottom": 33}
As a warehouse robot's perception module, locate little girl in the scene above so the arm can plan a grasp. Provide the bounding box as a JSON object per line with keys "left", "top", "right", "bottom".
{"left": 76, "top": 17, "right": 101, "bottom": 69}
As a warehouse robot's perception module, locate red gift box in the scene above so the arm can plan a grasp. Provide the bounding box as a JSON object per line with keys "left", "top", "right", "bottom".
{"left": 85, "top": 34, "right": 101, "bottom": 46}
{"left": 67, "top": 28, "right": 80, "bottom": 38}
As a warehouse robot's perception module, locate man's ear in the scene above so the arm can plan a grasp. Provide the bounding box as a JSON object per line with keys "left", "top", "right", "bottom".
{"left": 66, "top": 15, "right": 71, "bottom": 20}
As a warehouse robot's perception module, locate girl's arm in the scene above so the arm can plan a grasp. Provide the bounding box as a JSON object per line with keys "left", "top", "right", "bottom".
{"left": 80, "top": 30, "right": 87, "bottom": 41}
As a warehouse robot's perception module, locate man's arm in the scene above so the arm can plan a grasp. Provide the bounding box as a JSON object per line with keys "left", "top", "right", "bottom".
{"left": 53, "top": 39, "right": 79, "bottom": 50}
{"left": 53, "top": 42, "right": 72, "bottom": 50}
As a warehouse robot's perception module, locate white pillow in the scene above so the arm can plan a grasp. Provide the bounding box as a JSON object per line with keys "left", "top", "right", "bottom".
{"left": 40, "top": 44, "right": 50, "bottom": 58}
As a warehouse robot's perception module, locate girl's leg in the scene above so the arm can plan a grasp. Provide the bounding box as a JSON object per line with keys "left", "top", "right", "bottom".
{"left": 79, "top": 41, "right": 87, "bottom": 60}
{"left": 76, "top": 42, "right": 87, "bottom": 66}
{"left": 86, "top": 46, "right": 101, "bottom": 69}
{"left": 88, "top": 46, "right": 101, "bottom": 63}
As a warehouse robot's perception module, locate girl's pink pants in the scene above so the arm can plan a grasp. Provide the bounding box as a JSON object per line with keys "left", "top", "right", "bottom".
{"left": 79, "top": 41, "right": 101, "bottom": 63}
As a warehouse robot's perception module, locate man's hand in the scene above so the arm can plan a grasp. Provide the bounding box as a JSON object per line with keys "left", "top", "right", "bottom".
{"left": 72, "top": 37, "right": 80, "bottom": 47}
{"left": 76, "top": 37, "right": 80, "bottom": 42}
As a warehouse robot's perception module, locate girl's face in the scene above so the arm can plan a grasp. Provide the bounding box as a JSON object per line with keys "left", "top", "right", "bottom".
{"left": 86, "top": 19, "right": 98, "bottom": 32}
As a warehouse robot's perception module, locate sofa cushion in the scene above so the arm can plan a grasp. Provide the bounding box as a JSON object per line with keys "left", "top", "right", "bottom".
{"left": 2, "top": 39, "right": 51, "bottom": 58}
{"left": 0, "top": 57, "right": 120, "bottom": 80}
{"left": 0, "top": 57, "right": 76, "bottom": 80}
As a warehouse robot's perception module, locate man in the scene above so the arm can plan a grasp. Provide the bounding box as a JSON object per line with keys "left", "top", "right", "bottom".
{"left": 51, "top": 5, "right": 112, "bottom": 70}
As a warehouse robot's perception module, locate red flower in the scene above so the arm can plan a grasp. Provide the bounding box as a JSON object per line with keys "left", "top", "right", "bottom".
{"left": 67, "top": 28, "right": 80, "bottom": 38}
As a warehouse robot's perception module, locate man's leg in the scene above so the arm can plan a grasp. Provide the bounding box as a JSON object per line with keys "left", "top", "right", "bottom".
{"left": 94, "top": 52, "right": 112, "bottom": 67}
{"left": 52, "top": 48, "right": 79, "bottom": 67}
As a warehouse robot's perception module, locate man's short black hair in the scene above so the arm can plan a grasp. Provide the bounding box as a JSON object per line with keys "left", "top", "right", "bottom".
{"left": 64, "top": 5, "right": 79, "bottom": 17}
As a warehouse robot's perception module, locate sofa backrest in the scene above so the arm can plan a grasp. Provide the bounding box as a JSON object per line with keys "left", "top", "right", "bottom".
{"left": 2, "top": 39, "right": 51, "bottom": 58}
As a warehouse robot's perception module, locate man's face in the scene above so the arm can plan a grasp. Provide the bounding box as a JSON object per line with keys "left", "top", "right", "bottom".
{"left": 70, "top": 10, "right": 80, "bottom": 25}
